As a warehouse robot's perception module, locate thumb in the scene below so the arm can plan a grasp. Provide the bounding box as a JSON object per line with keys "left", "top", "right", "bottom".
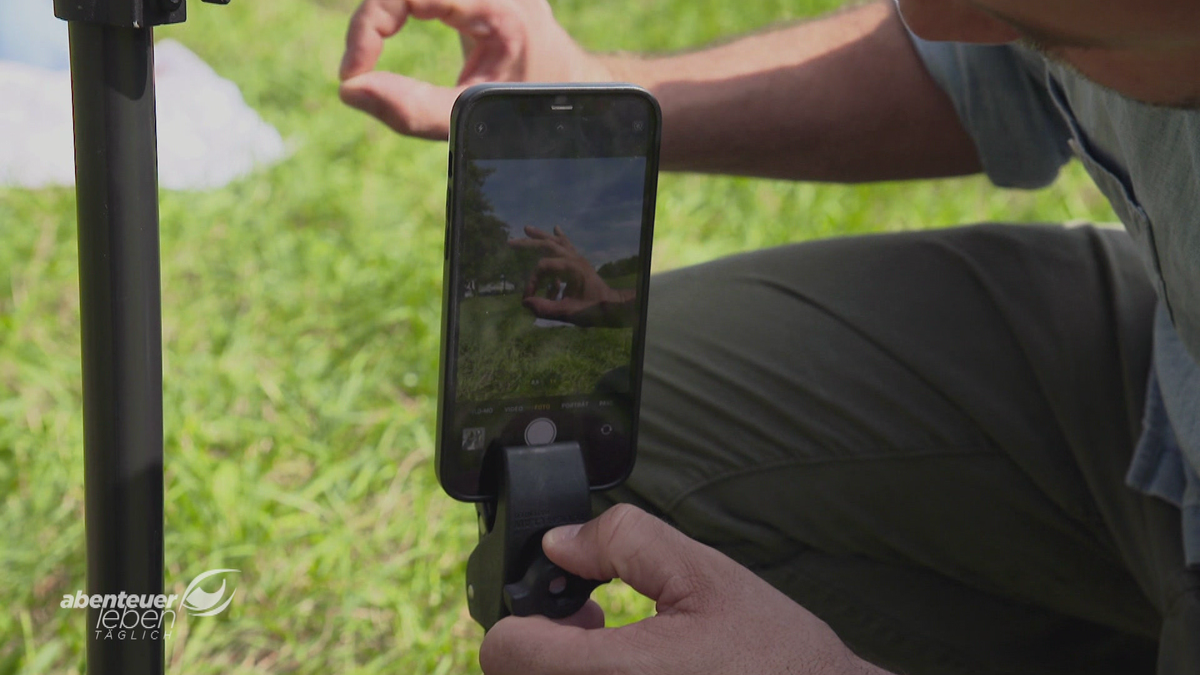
{"left": 522, "top": 296, "right": 566, "bottom": 320}
{"left": 479, "top": 604, "right": 611, "bottom": 675}
{"left": 542, "top": 504, "right": 717, "bottom": 611}
{"left": 339, "top": 71, "right": 462, "bottom": 140}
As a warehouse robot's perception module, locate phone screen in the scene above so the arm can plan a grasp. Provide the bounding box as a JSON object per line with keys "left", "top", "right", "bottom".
{"left": 439, "top": 88, "right": 659, "bottom": 500}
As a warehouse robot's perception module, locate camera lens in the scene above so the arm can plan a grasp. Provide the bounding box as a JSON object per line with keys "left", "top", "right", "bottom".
{"left": 474, "top": 121, "right": 487, "bottom": 136}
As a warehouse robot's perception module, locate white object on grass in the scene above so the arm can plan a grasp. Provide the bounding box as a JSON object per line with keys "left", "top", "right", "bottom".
{"left": 0, "top": 39, "right": 289, "bottom": 190}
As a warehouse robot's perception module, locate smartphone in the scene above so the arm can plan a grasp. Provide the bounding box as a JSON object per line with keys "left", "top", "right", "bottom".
{"left": 436, "top": 83, "right": 661, "bottom": 501}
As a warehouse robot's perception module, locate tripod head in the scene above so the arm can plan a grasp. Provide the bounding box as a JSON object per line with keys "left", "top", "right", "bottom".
{"left": 53, "top": 0, "right": 228, "bottom": 29}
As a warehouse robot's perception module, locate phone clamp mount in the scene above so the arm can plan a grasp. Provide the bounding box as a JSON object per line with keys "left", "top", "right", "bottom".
{"left": 466, "top": 441, "right": 607, "bottom": 631}
{"left": 53, "top": 0, "right": 228, "bottom": 28}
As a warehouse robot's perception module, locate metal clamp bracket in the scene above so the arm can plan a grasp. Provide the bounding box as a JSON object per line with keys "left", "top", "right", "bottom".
{"left": 466, "top": 442, "right": 607, "bottom": 631}
{"left": 54, "top": 0, "right": 227, "bottom": 29}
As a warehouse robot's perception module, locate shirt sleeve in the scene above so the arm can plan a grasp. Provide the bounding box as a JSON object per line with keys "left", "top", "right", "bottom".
{"left": 908, "top": 34, "right": 1074, "bottom": 189}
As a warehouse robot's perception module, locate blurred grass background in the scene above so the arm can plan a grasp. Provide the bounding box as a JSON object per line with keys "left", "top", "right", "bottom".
{"left": 0, "top": 0, "right": 1116, "bottom": 673}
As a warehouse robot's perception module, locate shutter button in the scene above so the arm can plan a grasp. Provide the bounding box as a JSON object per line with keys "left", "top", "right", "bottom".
{"left": 524, "top": 418, "right": 557, "bottom": 446}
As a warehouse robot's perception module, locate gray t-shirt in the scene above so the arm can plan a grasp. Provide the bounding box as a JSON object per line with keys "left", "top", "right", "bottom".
{"left": 910, "top": 35, "right": 1200, "bottom": 567}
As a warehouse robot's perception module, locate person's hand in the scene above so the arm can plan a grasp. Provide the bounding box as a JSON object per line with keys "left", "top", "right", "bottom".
{"left": 339, "top": 0, "right": 613, "bottom": 139}
{"left": 479, "top": 504, "right": 891, "bottom": 675}
{"left": 509, "top": 225, "right": 634, "bottom": 327}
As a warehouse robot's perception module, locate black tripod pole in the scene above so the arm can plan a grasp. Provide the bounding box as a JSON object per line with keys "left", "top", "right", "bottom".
{"left": 54, "top": 0, "right": 225, "bottom": 672}
{"left": 68, "top": 19, "right": 166, "bottom": 675}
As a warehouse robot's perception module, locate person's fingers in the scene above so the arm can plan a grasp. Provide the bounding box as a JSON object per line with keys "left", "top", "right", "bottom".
{"left": 523, "top": 268, "right": 547, "bottom": 299}
{"left": 555, "top": 599, "right": 605, "bottom": 630}
{"left": 480, "top": 613, "right": 620, "bottom": 675}
{"left": 508, "top": 238, "right": 566, "bottom": 256}
{"left": 542, "top": 505, "right": 719, "bottom": 611}
{"left": 511, "top": 228, "right": 572, "bottom": 256}
{"left": 341, "top": 0, "right": 408, "bottom": 80}
{"left": 533, "top": 257, "right": 576, "bottom": 278}
{"left": 339, "top": 72, "right": 463, "bottom": 139}
{"left": 551, "top": 225, "right": 578, "bottom": 252}
{"left": 521, "top": 263, "right": 558, "bottom": 297}
{"left": 523, "top": 296, "right": 567, "bottom": 319}
{"left": 340, "top": 0, "right": 503, "bottom": 81}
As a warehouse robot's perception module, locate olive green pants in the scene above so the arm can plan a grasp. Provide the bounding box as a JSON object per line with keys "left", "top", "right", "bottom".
{"left": 599, "top": 224, "right": 1200, "bottom": 674}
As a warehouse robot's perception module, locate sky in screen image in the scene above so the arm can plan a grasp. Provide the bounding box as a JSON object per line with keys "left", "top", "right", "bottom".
{"left": 477, "top": 157, "right": 647, "bottom": 268}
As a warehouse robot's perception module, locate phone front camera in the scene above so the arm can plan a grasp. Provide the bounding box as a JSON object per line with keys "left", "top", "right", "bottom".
{"left": 474, "top": 121, "right": 488, "bottom": 136}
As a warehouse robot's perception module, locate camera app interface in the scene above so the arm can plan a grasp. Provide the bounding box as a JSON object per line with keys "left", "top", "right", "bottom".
{"left": 453, "top": 154, "right": 648, "bottom": 474}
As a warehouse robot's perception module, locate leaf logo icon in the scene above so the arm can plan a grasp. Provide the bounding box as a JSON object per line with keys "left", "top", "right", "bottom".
{"left": 181, "top": 568, "right": 240, "bottom": 617}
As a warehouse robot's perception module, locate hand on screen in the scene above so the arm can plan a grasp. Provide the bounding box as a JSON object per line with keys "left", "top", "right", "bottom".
{"left": 509, "top": 226, "right": 635, "bottom": 328}
{"left": 338, "top": 0, "right": 613, "bottom": 139}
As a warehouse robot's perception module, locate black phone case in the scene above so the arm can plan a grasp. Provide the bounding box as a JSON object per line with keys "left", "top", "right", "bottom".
{"left": 436, "top": 83, "right": 661, "bottom": 501}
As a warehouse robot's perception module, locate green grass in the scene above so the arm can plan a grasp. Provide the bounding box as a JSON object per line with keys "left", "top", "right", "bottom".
{"left": 0, "top": 0, "right": 1117, "bottom": 673}
{"left": 457, "top": 292, "right": 631, "bottom": 400}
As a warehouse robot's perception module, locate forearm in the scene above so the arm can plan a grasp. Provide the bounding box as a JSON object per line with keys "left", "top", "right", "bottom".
{"left": 599, "top": 1, "right": 980, "bottom": 182}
